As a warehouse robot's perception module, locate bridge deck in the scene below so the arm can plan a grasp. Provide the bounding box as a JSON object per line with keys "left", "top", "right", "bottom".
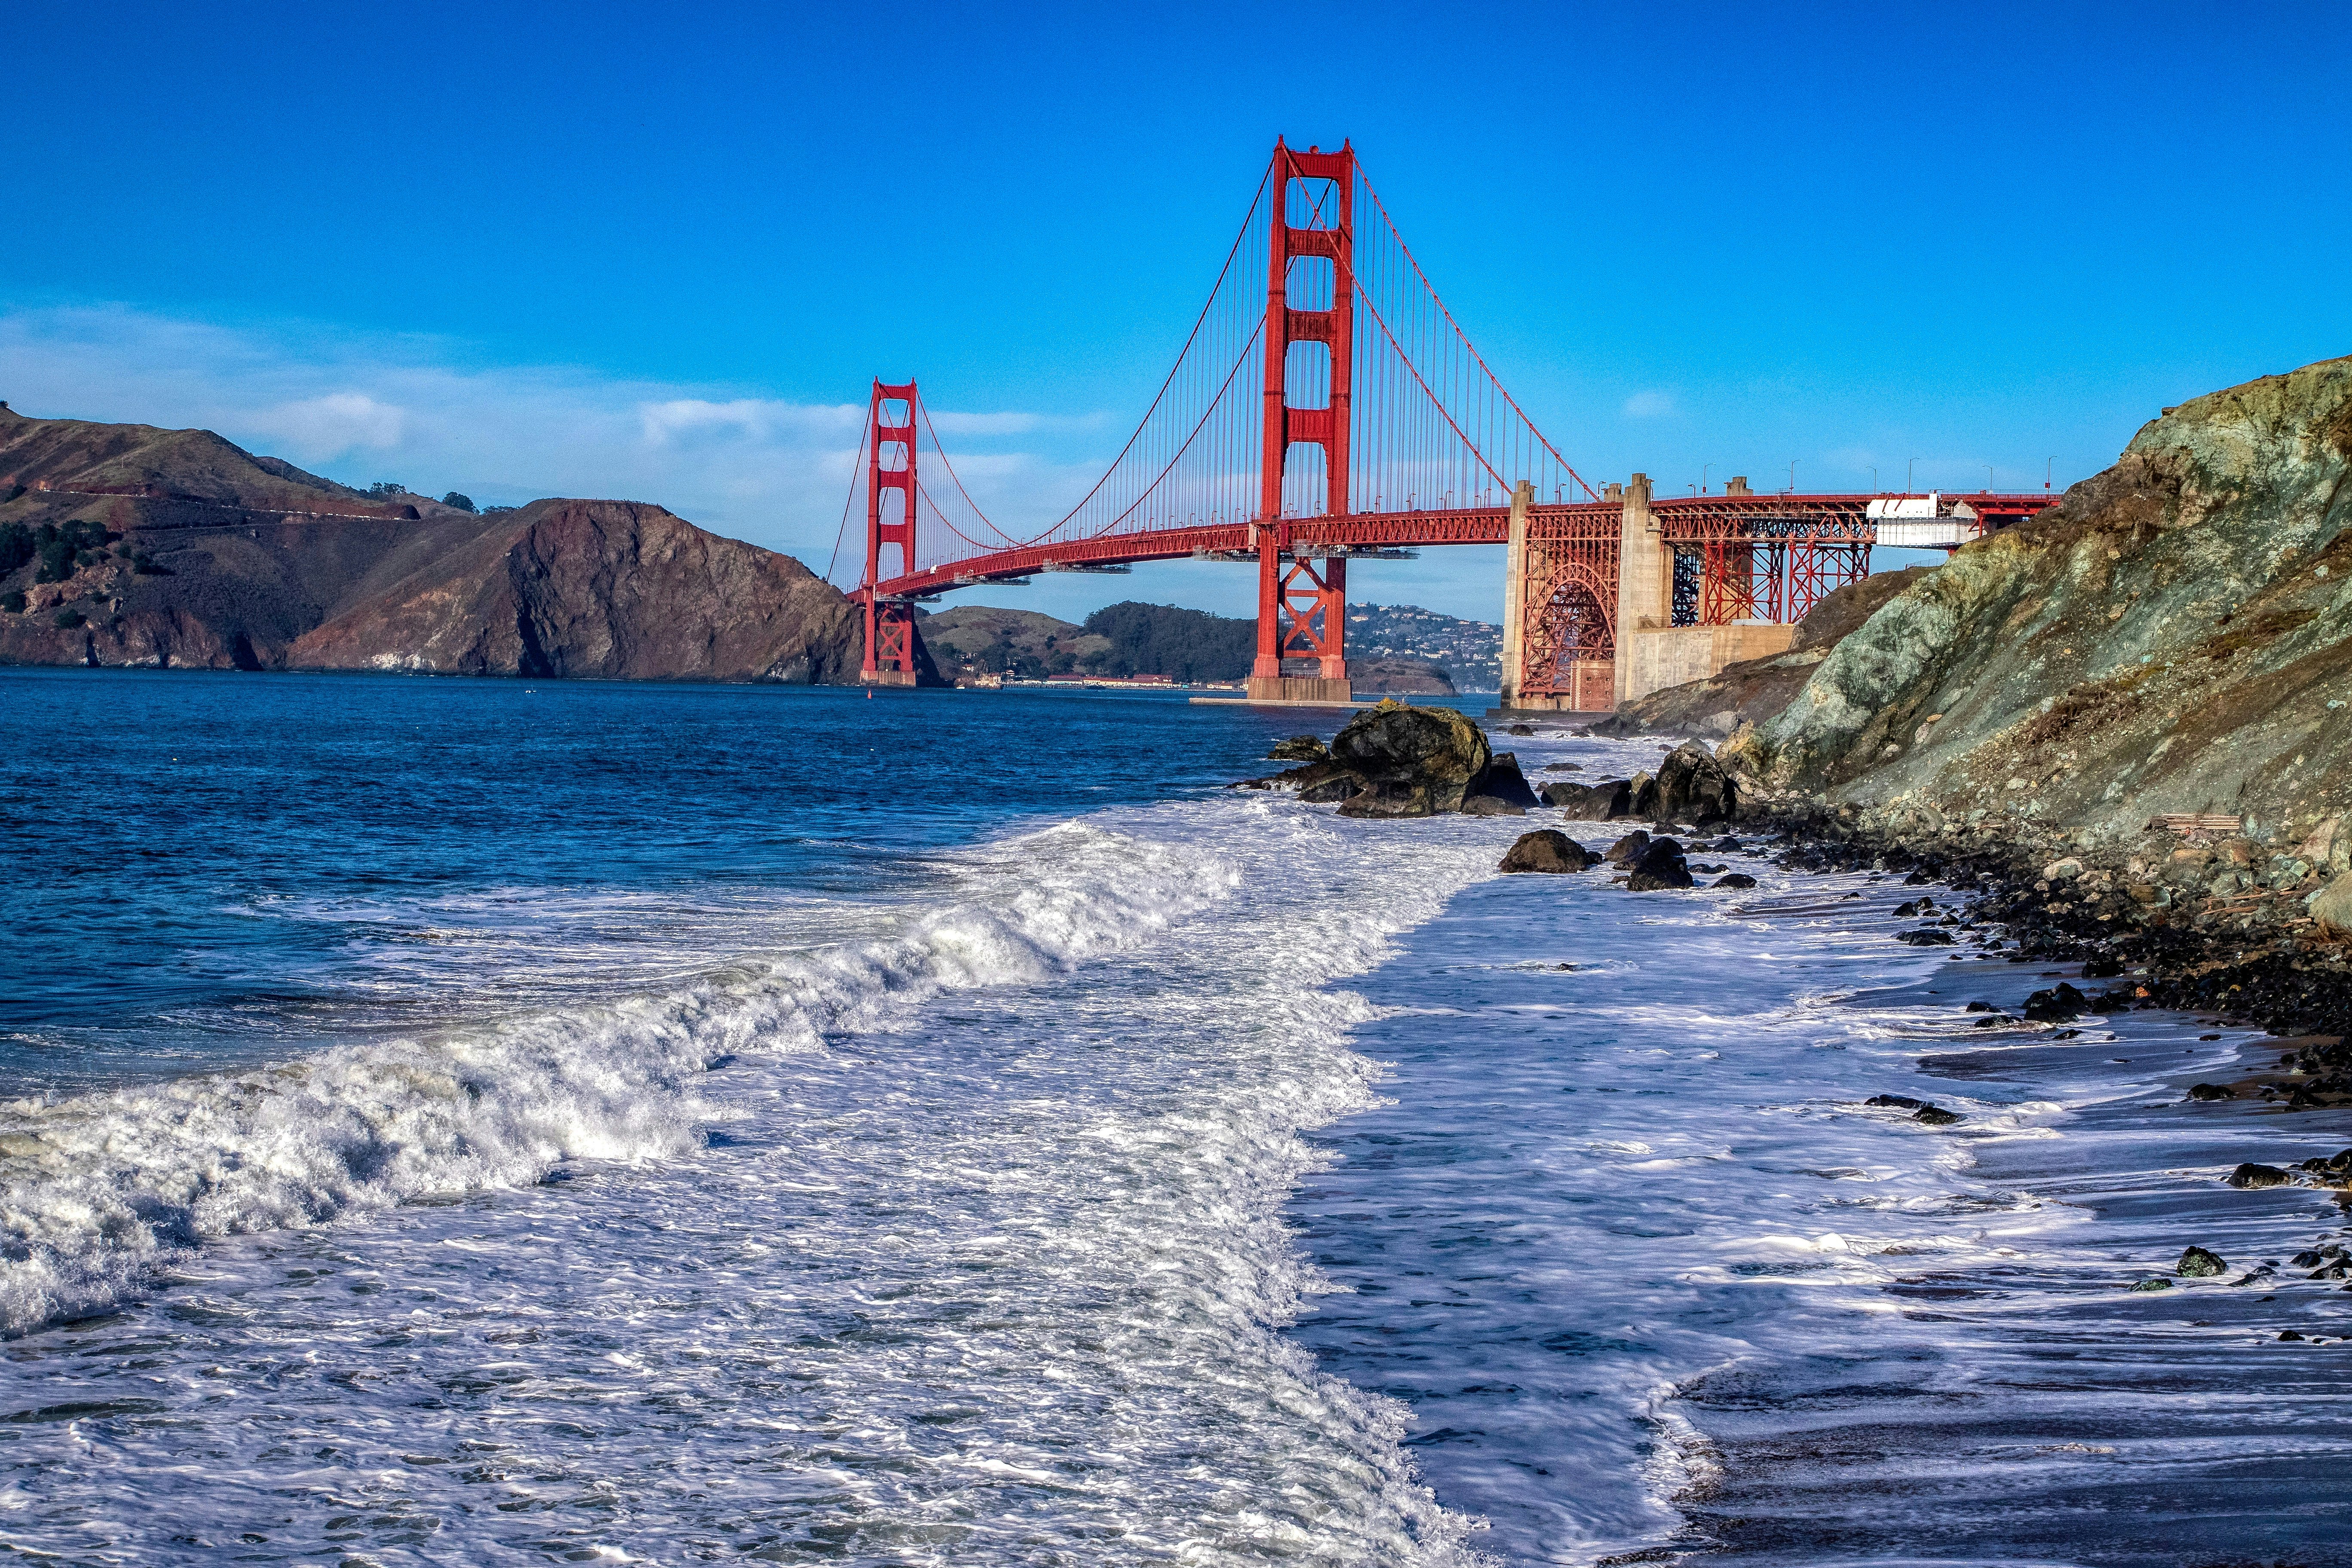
{"left": 860, "top": 493, "right": 2059, "bottom": 602}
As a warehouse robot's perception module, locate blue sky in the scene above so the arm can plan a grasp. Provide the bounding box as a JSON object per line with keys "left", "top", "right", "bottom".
{"left": 5, "top": 0, "right": 2346, "bottom": 622}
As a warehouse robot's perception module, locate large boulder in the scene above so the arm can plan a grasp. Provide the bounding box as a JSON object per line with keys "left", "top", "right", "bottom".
{"left": 1464, "top": 751, "right": 1542, "bottom": 813}
{"left": 1331, "top": 701, "right": 1492, "bottom": 818}
{"left": 1541, "top": 778, "right": 1633, "bottom": 818}
{"left": 1232, "top": 759, "right": 1357, "bottom": 802}
{"left": 1626, "top": 836, "right": 1695, "bottom": 891}
{"left": 1602, "top": 830, "right": 1652, "bottom": 865}
{"left": 1268, "top": 734, "right": 1329, "bottom": 762}
{"left": 1498, "top": 830, "right": 1596, "bottom": 873}
{"left": 2309, "top": 873, "right": 2352, "bottom": 934}
{"left": 1648, "top": 741, "right": 1738, "bottom": 824}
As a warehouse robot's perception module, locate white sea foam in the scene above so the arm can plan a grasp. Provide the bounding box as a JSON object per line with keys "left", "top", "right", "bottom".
{"left": 0, "top": 821, "right": 1237, "bottom": 1335}
{"left": 0, "top": 795, "right": 1511, "bottom": 1565}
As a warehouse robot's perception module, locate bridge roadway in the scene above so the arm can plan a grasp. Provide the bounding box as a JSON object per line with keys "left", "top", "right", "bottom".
{"left": 861, "top": 491, "right": 2061, "bottom": 600}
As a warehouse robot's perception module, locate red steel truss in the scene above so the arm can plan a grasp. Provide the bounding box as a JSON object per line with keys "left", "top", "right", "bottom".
{"left": 836, "top": 142, "right": 2060, "bottom": 690}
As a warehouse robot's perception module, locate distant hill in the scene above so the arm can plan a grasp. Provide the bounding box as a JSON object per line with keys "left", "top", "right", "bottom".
{"left": 0, "top": 401, "right": 861, "bottom": 680}
{"left": 919, "top": 605, "right": 1109, "bottom": 679}
{"left": 922, "top": 597, "right": 1461, "bottom": 692}
{"left": 1346, "top": 602, "right": 1501, "bottom": 690}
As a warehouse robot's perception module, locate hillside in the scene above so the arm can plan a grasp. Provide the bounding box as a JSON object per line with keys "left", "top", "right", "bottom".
{"left": 921, "top": 598, "right": 1459, "bottom": 692}
{"left": 0, "top": 402, "right": 860, "bottom": 680}
{"left": 1725, "top": 356, "right": 2352, "bottom": 851}
{"left": 919, "top": 606, "right": 1109, "bottom": 679}
{"left": 1671, "top": 355, "right": 2352, "bottom": 1011}
{"left": 1346, "top": 602, "right": 1501, "bottom": 689}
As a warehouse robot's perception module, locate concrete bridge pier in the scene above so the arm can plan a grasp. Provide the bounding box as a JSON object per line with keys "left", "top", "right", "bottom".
{"left": 1499, "top": 472, "right": 1799, "bottom": 718}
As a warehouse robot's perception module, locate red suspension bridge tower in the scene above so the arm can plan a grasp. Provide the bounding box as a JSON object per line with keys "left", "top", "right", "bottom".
{"left": 861, "top": 380, "right": 920, "bottom": 686}
{"left": 1252, "top": 139, "right": 1355, "bottom": 702}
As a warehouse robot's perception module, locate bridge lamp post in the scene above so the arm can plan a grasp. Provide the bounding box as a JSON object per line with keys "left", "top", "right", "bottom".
{"left": 1702, "top": 463, "right": 1712, "bottom": 495}
{"left": 1986, "top": 464, "right": 1995, "bottom": 491}
{"left": 2046, "top": 456, "right": 2057, "bottom": 491}
{"left": 1787, "top": 460, "right": 1796, "bottom": 494}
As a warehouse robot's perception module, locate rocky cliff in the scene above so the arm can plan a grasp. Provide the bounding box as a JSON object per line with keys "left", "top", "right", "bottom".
{"left": 1710, "top": 355, "right": 2352, "bottom": 990}
{"left": 0, "top": 403, "right": 862, "bottom": 682}
{"left": 1725, "top": 357, "right": 2349, "bottom": 842}
{"left": 1612, "top": 567, "right": 1933, "bottom": 738}
{"left": 288, "top": 499, "right": 858, "bottom": 681}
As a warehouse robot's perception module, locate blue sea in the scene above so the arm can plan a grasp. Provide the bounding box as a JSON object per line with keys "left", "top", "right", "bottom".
{"left": 2, "top": 669, "right": 2348, "bottom": 1565}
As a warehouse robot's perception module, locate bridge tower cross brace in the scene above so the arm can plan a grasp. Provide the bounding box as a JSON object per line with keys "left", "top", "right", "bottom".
{"left": 861, "top": 380, "right": 920, "bottom": 686}
{"left": 1250, "top": 139, "right": 1355, "bottom": 701}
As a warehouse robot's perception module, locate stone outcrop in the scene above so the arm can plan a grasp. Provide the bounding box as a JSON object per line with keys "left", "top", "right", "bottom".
{"left": 1330, "top": 702, "right": 1492, "bottom": 818}
{"left": 1609, "top": 568, "right": 1932, "bottom": 738}
{"left": 1543, "top": 778, "right": 1634, "bottom": 818}
{"left": 1625, "top": 836, "right": 1695, "bottom": 891}
{"left": 1498, "top": 830, "right": 1595, "bottom": 873}
{"left": 1722, "top": 358, "right": 2352, "bottom": 873}
{"left": 1636, "top": 741, "right": 1737, "bottom": 824}
{"left": 1668, "top": 356, "right": 2352, "bottom": 1040}
{"left": 1463, "top": 751, "right": 1542, "bottom": 814}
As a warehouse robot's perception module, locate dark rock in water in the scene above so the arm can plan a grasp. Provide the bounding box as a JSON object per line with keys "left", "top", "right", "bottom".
{"left": 1603, "top": 830, "right": 1652, "bottom": 866}
{"left": 1498, "top": 830, "right": 1596, "bottom": 874}
{"left": 1965, "top": 1001, "right": 1995, "bottom": 1012}
{"left": 1712, "top": 836, "right": 1743, "bottom": 851}
{"left": 2226, "top": 1162, "right": 2291, "bottom": 1188}
{"left": 1714, "top": 872, "right": 1758, "bottom": 889}
{"left": 2293, "top": 1250, "right": 2327, "bottom": 1268}
{"left": 1580, "top": 709, "right": 1644, "bottom": 737}
{"left": 1331, "top": 702, "right": 1490, "bottom": 818}
{"left": 1469, "top": 751, "right": 1543, "bottom": 808}
{"left": 1540, "top": 778, "right": 1633, "bottom": 818}
{"left": 2186, "top": 1083, "right": 2236, "bottom": 1102}
{"left": 1648, "top": 740, "right": 1738, "bottom": 824}
{"left": 1233, "top": 759, "right": 1356, "bottom": 799}
{"left": 1896, "top": 928, "right": 1956, "bottom": 945}
{"left": 2177, "top": 1245, "right": 2226, "bottom": 1277}
{"left": 1268, "top": 734, "right": 1328, "bottom": 762}
{"left": 1507, "top": 723, "right": 1534, "bottom": 735}
{"left": 2128, "top": 1277, "right": 2173, "bottom": 1292}
{"left": 2279, "top": 1329, "right": 2306, "bottom": 1339}
{"left": 1542, "top": 761, "right": 1583, "bottom": 772}
{"left": 1627, "top": 769, "right": 1657, "bottom": 818}
{"left": 1462, "top": 795, "right": 1529, "bottom": 816}
{"left": 2023, "top": 982, "right": 2090, "bottom": 1022}
{"left": 2082, "top": 953, "right": 2125, "bottom": 979}
{"left": 1867, "top": 1094, "right": 1928, "bottom": 1109}
{"left": 1893, "top": 899, "right": 1926, "bottom": 918}
{"left": 1626, "top": 837, "right": 1694, "bottom": 891}
{"left": 1913, "top": 1105, "right": 1963, "bottom": 1125}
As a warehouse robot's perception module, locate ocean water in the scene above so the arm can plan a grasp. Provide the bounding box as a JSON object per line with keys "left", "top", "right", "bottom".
{"left": 2, "top": 669, "right": 2347, "bottom": 1565}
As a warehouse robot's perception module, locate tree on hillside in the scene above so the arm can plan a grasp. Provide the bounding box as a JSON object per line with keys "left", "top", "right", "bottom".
{"left": 1079, "top": 601, "right": 1254, "bottom": 682}
{"left": 442, "top": 492, "right": 477, "bottom": 513}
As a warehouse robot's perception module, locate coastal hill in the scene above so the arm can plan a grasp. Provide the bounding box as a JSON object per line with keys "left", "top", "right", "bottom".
{"left": 0, "top": 402, "right": 859, "bottom": 680}
{"left": 1723, "top": 355, "right": 2351, "bottom": 855}
{"left": 922, "top": 599, "right": 1483, "bottom": 692}
{"left": 1626, "top": 354, "right": 2352, "bottom": 1027}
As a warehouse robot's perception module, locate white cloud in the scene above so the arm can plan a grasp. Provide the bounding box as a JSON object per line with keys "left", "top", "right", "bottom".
{"left": 0, "top": 303, "right": 1105, "bottom": 574}
{"left": 1622, "top": 389, "right": 1676, "bottom": 419}
{"left": 250, "top": 391, "right": 409, "bottom": 453}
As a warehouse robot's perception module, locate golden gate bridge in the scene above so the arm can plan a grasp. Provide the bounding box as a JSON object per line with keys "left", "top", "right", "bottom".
{"left": 829, "top": 139, "right": 2054, "bottom": 710}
